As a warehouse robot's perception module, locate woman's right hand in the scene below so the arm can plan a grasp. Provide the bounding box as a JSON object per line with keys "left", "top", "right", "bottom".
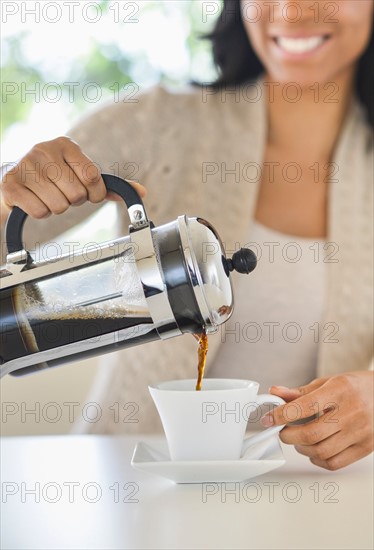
{"left": 0, "top": 136, "right": 145, "bottom": 223}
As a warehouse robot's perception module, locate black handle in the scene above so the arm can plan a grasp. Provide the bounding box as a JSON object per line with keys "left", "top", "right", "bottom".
{"left": 101, "top": 173, "right": 145, "bottom": 209}
{"left": 5, "top": 174, "right": 145, "bottom": 255}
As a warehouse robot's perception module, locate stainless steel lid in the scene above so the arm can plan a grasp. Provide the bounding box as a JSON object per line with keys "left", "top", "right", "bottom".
{"left": 177, "top": 216, "right": 257, "bottom": 334}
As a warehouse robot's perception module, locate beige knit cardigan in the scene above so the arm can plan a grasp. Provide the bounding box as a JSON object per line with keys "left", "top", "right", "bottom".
{"left": 16, "top": 79, "right": 373, "bottom": 434}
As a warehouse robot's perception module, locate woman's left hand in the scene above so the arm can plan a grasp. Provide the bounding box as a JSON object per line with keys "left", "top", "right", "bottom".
{"left": 261, "top": 371, "right": 374, "bottom": 470}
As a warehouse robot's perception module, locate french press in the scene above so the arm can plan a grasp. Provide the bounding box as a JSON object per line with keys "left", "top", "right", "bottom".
{"left": 0, "top": 175, "right": 256, "bottom": 377}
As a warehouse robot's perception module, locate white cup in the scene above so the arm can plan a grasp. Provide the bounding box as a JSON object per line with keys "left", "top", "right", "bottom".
{"left": 149, "top": 379, "right": 285, "bottom": 461}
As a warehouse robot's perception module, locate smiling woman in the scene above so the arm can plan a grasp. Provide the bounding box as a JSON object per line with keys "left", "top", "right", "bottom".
{"left": 209, "top": 0, "right": 373, "bottom": 124}
{"left": 273, "top": 35, "right": 327, "bottom": 54}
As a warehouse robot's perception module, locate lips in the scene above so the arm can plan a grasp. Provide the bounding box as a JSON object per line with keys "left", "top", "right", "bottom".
{"left": 273, "top": 35, "right": 330, "bottom": 55}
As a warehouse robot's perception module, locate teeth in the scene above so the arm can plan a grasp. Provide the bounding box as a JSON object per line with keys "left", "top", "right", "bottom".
{"left": 276, "top": 36, "right": 324, "bottom": 54}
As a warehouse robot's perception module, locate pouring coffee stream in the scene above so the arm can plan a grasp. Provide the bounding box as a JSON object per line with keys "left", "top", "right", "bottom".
{"left": 195, "top": 330, "right": 208, "bottom": 391}
{"left": 0, "top": 175, "right": 257, "bottom": 379}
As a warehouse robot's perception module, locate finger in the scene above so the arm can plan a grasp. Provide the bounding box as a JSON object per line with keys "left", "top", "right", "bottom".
{"left": 11, "top": 156, "right": 70, "bottom": 215}
{"left": 279, "top": 407, "right": 341, "bottom": 445}
{"left": 106, "top": 179, "right": 147, "bottom": 202}
{"left": 62, "top": 145, "right": 106, "bottom": 203}
{"left": 46, "top": 160, "right": 88, "bottom": 206}
{"left": 126, "top": 179, "right": 147, "bottom": 198}
{"left": 263, "top": 382, "right": 341, "bottom": 427}
{"left": 269, "top": 386, "right": 302, "bottom": 402}
{"left": 296, "top": 377, "right": 330, "bottom": 394}
{"left": 2, "top": 184, "right": 51, "bottom": 219}
{"left": 294, "top": 430, "right": 352, "bottom": 461}
{"left": 270, "top": 377, "right": 329, "bottom": 401}
{"left": 309, "top": 443, "right": 371, "bottom": 471}
{"left": 24, "top": 175, "right": 70, "bottom": 215}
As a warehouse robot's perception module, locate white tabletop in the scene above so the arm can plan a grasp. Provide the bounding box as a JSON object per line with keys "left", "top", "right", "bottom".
{"left": 1, "top": 434, "right": 373, "bottom": 550}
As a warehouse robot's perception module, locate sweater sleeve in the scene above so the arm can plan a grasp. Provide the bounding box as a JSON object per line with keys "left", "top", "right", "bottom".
{"left": 1, "top": 87, "right": 163, "bottom": 264}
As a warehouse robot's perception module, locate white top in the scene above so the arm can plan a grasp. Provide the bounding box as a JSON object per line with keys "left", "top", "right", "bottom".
{"left": 208, "top": 221, "right": 327, "bottom": 392}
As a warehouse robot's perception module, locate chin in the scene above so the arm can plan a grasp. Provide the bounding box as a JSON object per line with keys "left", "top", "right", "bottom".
{"left": 267, "top": 67, "right": 333, "bottom": 90}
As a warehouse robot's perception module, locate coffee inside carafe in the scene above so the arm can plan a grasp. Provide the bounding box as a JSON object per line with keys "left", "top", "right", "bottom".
{"left": 1, "top": 243, "right": 155, "bottom": 372}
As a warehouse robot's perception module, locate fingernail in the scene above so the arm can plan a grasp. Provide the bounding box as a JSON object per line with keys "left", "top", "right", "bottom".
{"left": 261, "top": 414, "right": 274, "bottom": 427}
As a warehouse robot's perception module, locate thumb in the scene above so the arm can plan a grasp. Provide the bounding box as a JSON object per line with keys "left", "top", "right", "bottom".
{"left": 269, "top": 377, "right": 329, "bottom": 402}
{"left": 126, "top": 179, "right": 147, "bottom": 198}
{"left": 106, "top": 180, "right": 147, "bottom": 202}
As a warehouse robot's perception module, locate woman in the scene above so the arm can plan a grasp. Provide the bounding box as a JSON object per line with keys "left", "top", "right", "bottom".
{"left": 1, "top": 0, "right": 373, "bottom": 470}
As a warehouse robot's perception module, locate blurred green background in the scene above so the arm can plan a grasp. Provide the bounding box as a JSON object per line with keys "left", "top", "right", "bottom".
{"left": 1, "top": 0, "right": 221, "bottom": 160}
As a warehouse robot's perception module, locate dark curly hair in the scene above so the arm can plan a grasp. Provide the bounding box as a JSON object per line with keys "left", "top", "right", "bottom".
{"left": 207, "top": 0, "right": 374, "bottom": 128}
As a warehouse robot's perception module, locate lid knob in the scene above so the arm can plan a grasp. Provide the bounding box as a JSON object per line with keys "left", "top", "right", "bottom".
{"left": 223, "top": 248, "right": 257, "bottom": 275}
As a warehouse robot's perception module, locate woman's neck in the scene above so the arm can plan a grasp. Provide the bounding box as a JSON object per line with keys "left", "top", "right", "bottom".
{"left": 265, "top": 68, "right": 356, "bottom": 162}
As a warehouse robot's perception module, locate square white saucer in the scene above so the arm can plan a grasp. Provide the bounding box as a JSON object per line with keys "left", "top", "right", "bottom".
{"left": 131, "top": 435, "right": 285, "bottom": 484}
